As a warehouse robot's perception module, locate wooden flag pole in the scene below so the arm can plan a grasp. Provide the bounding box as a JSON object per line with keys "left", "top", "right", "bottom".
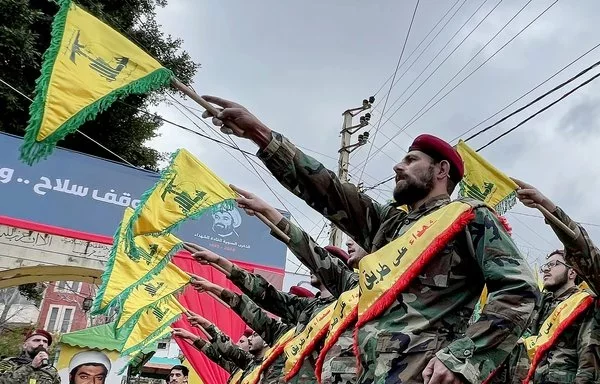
{"left": 170, "top": 78, "right": 290, "bottom": 244}
{"left": 535, "top": 204, "right": 578, "bottom": 240}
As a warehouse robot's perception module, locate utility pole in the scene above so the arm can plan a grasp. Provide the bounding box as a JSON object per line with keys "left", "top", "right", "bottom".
{"left": 329, "top": 96, "right": 374, "bottom": 247}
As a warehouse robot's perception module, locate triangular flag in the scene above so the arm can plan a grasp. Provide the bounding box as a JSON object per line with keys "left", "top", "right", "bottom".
{"left": 127, "top": 149, "right": 236, "bottom": 242}
{"left": 115, "top": 262, "right": 190, "bottom": 331}
{"left": 92, "top": 208, "right": 182, "bottom": 315}
{"left": 20, "top": 0, "right": 173, "bottom": 165}
{"left": 119, "top": 295, "right": 186, "bottom": 356}
{"left": 456, "top": 140, "right": 519, "bottom": 214}
{"left": 119, "top": 327, "right": 172, "bottom": 375}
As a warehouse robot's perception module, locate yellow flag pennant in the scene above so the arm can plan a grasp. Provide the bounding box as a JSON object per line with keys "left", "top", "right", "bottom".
{"left": 115, "top": 262, "right": 191, "bottom": 331}
{"left": 456, "top": 140, "right": 518, "bottom": 215}
{"left": 118, "top": 327, "right": 171, "bottom": 375}
{"left": 120, "top": 295, "right": 186, "bottom": 356}
{"left": 92, "top": 208, "right": 183, "bottom": 315}
{"left": 127, "top": 148, "right": 236, "bottom": 244}
{"left": 20, "top": 0, "right": 173, "bottom": 165}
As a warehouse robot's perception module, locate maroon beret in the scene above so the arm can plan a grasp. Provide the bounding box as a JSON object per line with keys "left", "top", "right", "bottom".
{"left": 243, "top": 328, "right": 254, "bottom": 337}
{"left": 324, "top": 245, "right": 350, "bottom": 266}
{"left": 408, "top": 134, "right": 464, "bottom": 183}
{"left": 25, "top": 329, "right": 53, "bottom": 346}
{"left": 289, "top": 286, "right": 315, "bottom": 298}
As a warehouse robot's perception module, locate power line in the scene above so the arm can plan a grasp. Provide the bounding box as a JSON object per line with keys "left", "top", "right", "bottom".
{"left": 370, "top": 0, "right": 465, "bottom": 100}
{"left": 352, "top": 0, "right": 500, "bottom": 172}
{"left": 477, "top": 69, "right": 600, "bottom": 151}
{"left": 359, "top": 0, "right": 420, "bottom": 183}
{"left": 390, "top": 0, "right": 560, "bottom": 141}
{"left": 449, "top": 42, "right": 600, "bottom": 143}
{"left": 511, "top": 211, "right": 600, "bottom": 229}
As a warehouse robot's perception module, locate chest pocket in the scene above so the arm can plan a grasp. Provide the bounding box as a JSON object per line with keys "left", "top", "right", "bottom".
{"left": 417, "top": 243, "right": 455, "bottom": 288}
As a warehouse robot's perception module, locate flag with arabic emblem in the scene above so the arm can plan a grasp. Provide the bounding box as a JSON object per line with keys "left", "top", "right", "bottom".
{"left": 456, "top": 140, "right": 519, "bottom": 215}
{"left": 20, "top": 0, "right": 173, "bottom": 165}
{"left": 92, "top": 208, "right": 183, "bottom": 315}
{"left": 114, "top": 261, "right": 190, "bottom": 332}
{"left": 126, "top": 149, "right": 237, "bottom": 249}
{"left": 119, "top": 295, "right": 186, "bottom": 356}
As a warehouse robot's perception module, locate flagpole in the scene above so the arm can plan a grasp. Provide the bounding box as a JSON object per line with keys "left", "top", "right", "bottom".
{"left": 170, "top": 77, "right": 291, "bottom": 244}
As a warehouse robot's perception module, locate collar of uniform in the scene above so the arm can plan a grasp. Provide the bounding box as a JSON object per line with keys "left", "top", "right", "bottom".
{"left": 407, "top": 194, "right": 451, "bottom": 218}
{"left": 543, "top": 285, "right": 581, "bottom": 302}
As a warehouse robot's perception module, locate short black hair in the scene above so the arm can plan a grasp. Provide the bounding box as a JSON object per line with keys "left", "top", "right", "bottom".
{"left": 170, "top": 365, "right": 189, "bottom": 377}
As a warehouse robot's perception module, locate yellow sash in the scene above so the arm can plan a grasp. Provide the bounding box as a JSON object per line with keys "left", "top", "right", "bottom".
{"left": 315, "top": 287, "right": 359, "bottom": 383}
{"left": 283, "top": 301, "right": 337, "bottom": 380}
{"left": 228, "top": 368, "right": 244, "bottom": 384}
{"left": 242, "top": 328, "right": 296, "bottom": 384}
{"left": 357, "top": 201, "right": 474, "bottom": 327}
{"left": 523, "top": 290, "right": 594, "bottom": 383}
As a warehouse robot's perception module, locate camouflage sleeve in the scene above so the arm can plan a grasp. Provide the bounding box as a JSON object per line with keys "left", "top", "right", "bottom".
{"left": 193, "top": 339, "right": 238, "bottom": 374}
{"left": 547, "top": 206, "right": 600, "bottom": 295}
{"left": 229, "top": 264, "right": 314, "bottom": 324}
{"left": 220, "top": 289, "right": 292, "bottom": 345}
{"left": 575, "top": 307, "right": 600, "bottom": 384}
{"left": 257, "top": 131, "right": 391, "bottom": 251}
{"left": 436, "top": 208, "right": 539, "bottom": 384}
{"left": 272, "top": 216, "right": 358, "bottom": 296}
{"left": 205, "top": 324, "right": 253, "bottom": 370}
{"left": 0, "top": 363, "right": 35, "bottom": 384}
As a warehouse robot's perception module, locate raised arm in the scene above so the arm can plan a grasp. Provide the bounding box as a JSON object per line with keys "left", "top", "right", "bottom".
{"left": 513, "top": 178, "right": 600, "bottom": 295}
{"left": 232, "top": 185, "right": 358, "bottom": 296}
{"left": 171, "top": 328, "right": 239, "bottom": 374}
{"left": 200, "top": 95, "right": 392, "bottom": 251}
{"left": 434, "top": 208, "right": 539, "bottom": 383}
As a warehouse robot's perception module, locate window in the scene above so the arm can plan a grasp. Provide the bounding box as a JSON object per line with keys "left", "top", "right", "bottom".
{"left": 55, "top": 281, "right": 81, "bottom": 293}
{"left": 157, "top": 342, "right": 167, "bottom": 350}
{"left": 45, "top": 305, "right": 76, "bottom": 333}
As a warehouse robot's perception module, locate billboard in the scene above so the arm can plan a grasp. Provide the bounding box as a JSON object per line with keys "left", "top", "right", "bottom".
{"left": 0, "top": 133, "right": 288, "bottom": 269}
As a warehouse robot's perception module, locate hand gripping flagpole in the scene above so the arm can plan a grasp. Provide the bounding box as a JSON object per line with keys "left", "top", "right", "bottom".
{"left": 170, "top": 78, "right": 291, "bottom": 244}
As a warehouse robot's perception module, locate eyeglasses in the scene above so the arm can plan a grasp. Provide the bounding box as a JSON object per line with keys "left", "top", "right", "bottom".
{"left": 540, "top": 260, "right": 571, "bottom": 273}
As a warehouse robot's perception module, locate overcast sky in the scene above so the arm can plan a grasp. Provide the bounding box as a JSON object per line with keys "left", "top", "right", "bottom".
{"left": 148, "top": 0, "right": 600, "bottom": 282}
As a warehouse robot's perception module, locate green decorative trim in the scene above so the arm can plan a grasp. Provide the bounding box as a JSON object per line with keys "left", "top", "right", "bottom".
{"left": 119, "top": 311, "right": 182, "bottom": 357}
{"left": 91, "top": 217, "right": 124, "bottom": 315}
{"left": 494, "top": 190, "right": 517, "bottom": 216}
{"left": 113, "top": 282, "right": 189, "bottom": 335}
{"left": 19, "top": 0, "right": 173, "bottom": 165}
{"left": 125, "top": 149, "right": 236, "bottom": 258}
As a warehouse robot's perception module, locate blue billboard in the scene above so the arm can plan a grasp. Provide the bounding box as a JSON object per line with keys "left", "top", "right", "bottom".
{"left": 0, "top": 133, "right": 288, "bottom": 269}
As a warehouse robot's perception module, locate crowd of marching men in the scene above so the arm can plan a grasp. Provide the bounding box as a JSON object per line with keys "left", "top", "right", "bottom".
{"left": 167, "top": 95, "right": 600, "bottom": 384}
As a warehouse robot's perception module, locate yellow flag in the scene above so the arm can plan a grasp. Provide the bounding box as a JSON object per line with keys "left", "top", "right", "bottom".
{"left": 119, "top": 327, "right": 171, "bottom": 375}
{"left": 120, "top": 295, "right": 186, "bottom": 356}
{"left": 128, "top": 149, "right": 236, "bottom": 241}
{"left": 456, "top": 140, "right": 518, "bottom": 215}
{"left": 115, "top": 262, "right": 190, "bottom": 331}
{"left": 20, "top": 0, "right": 173, "bottom": 165}
{"left": 92, "top": 208, "right": 183, "bottom": 315}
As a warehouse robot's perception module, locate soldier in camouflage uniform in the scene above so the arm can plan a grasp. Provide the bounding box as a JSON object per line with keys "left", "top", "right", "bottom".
{"left": 191, "top": 276, "right": 296, "bottom": 384}
{"left": 0, "top": 329, "right": 59, "bottom": 384}
{"left": 172, "top": 323, "right": 252, "bottom": 376}
{"left": 503, "top": 179, "right": 600, "bottom": 384}
{"left": 232, "top": 184, "right": 368, "bottom": 384}
{"left": 199, "top": 96, "right": 539, "bottom": 384}
{"left": 173, "top": 315, "right": 268, "bottom": 383}
{"left": 185, "top": 243, "right": 336, "bottom": 384}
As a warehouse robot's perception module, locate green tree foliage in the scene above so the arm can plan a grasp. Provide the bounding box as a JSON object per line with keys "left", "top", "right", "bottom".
{"left": 0, "top": 0, "right": 198, "bottom": 170}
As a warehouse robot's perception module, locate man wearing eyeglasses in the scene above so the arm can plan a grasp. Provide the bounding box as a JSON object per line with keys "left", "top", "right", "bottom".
{"left": 507, "top": 179, "right": 599, "bottom": 384}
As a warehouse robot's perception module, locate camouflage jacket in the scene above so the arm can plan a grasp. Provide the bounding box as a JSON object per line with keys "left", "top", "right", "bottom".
{"left": 257, "top": 131, "right": 539, "bottom": 384}
{"left": 192, "top": 332, "right": 240, "bottom": 374}
{"left": 220, "top": 289, "right": 294, "bottom": 384}
{"left": 0, "top": 354, "right": 60, "bottom": 384}
{"left": 273, "top": 217, "right": 359, "bottom": 384}
{"left": 229, "top": 265, "right": 337, "bottom": 384}
{"left": 205, "top": 324, "right": 254, "bottom": 372}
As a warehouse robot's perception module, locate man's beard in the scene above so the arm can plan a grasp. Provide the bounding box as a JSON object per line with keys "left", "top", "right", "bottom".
{"left": 27, "top": 345, "right": 46, "bottom": 359}
{"left": 544, "top": 270, "right": 569, "bottom": 292}
{"left": 393, "top": 166, "right": 435, "bottom": 206}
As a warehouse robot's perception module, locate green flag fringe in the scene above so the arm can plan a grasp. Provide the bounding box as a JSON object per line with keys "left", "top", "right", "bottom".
{"left": 125, "top": 149, "right": 236, "bottom": 259}
{"left": 119, "top": 310, "right": 183, "bottom": 357}
{"left": 19, "top": 0, "right": 173, "bottom": 165}
{"left": 113, "top": 281, "right": 189, "bottom": 335}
